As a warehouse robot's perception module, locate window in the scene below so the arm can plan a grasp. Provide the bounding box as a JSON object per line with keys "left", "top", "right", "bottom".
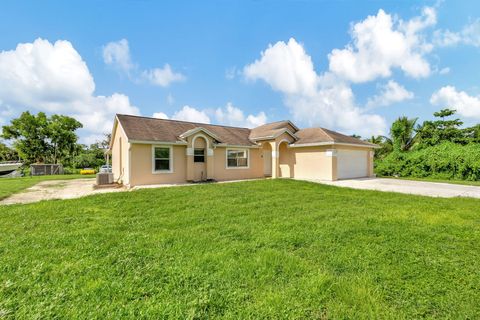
{"left": 153, "top": 146, "right": 171, "bottom": 172}
{"left": 194, "top": 148, "right": 205, "bottom": 163}
{"left": 227, "top": 149, "right": 248, "bottom": 168}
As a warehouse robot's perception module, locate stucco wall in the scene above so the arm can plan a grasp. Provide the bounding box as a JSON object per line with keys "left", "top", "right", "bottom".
{"left": 111, "top": 123, "right": 130, "bottom": 185}
{"left": 212, "top": 147, "right": 264, "bottom": 181}
{"left": 129, "top": 144, "right": 187, "bottom": 186}
{"left": 290, "top": 146, "right": 334, "bottom": 180}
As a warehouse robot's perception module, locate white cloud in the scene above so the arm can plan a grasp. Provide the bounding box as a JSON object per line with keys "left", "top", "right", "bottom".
{"left": 328, "top": 7, "right": 435, "bottom": 83}
{"left": 430, "top": 86, "right": 480, "bottom": 119}
{"left": 244, "top": 38, "right": 318, "bottom": 96}
{"left": 172, "top": 105, "right": 210, "bottom": 124}
{"left": 434, "top": 19, "right": 480, "bottom": 47}
{"left": 0, "top": 38, "right": 139, "bottom": 142}
{"left": 154, "top": 103, "right": 267, "bottom": 128}
{"left": 142, "top": 64, "right": 185, "bottom": 87}
{"left": 214, "top": 102, "right": 267, "bottom": 128}
{"left": 225, "top": 67, "right": 238, "bottom": 80}
{"left": 243, "top": 38, "right": 386, "bottom": 136}
{"left": 439, "top": 67, "right": 450, "bottom": 75}
{"left": 102, "top": 39, "right": 185, "bottom": 87}
{"left": 366, "top": 80, "right": 414, "bottom": 108}
{"left": 102, "top": 39, "right": 134, "bottom": 73}
{"left": 152, "top": 112, "right": 169, "bottom": 119}
{"left": 433, "top": 30, "right": 462, "bottom": 47}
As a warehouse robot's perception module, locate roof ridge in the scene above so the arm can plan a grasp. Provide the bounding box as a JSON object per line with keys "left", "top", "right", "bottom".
{"left": 319, "top": 127, "right": 376, "bottom": 146}
{"left": 318, "top": 127, "right": 335, "bottom": 141}
{"left": 116, "top": 113, "right": 251, "bottom": 130}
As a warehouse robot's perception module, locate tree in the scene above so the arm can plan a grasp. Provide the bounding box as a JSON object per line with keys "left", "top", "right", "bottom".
{"left": 390, "top": 116, "right": 418, "bottom": 152}
{"left": 0, "top": 142, "right": 18, "bottom": 161}
{"left": 1, "top": 111, "right": 82, "bottom": 164}
{"left": 464, "top": 124, "right": 480, "bottom": 143}
{"left": 2, "top": 112, "right": 50, "bottom": 163}
{"left": 368, "top": 135, "right": 393, "bottom": 159}
{"left": 416, "top": 108, "right": 465, "bottom": 147}
{"left": 47, "top": 115, "right": 83, "bottom": 164}
{"left": 72, "top": 134, "right": 110, "bottom": 169}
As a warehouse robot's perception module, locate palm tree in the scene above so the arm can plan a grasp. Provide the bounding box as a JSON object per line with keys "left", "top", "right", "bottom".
{"left": 367, "top": 135, "right": 393, "bottom": 159}
{"left": 390, "top": 116, "right": 418, "bottom": 152}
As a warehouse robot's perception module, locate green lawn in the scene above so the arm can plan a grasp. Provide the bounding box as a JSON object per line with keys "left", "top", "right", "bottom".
{"left": 1, "top": 179, "right": 479, "bottom": 319}
{"left": 0, "top": 174, "right": 94, "bottom": 200}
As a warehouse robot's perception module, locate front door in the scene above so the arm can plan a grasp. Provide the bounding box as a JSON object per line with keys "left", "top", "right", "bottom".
{"left": 194, "top": 148, "right": 206, "bottom": 181}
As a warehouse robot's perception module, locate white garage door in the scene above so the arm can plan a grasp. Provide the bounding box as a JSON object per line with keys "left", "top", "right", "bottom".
{"left": 337, "top": 150, "right": 368, "bottom": 179}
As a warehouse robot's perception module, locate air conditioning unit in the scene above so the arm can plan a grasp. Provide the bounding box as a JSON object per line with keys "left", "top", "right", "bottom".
{"left": 96, "top": 173, "right": 114, "bottom": 185}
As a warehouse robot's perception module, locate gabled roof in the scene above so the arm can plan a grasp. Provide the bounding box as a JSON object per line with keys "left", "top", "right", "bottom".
{"left": 249, "top": 120, "right": 299, "bottom": 141}
{"left": 179, "top": 127, "right": 221, "bottom": 141}
{"left": 114, "top": 114, "right": 376, "bottom": 148}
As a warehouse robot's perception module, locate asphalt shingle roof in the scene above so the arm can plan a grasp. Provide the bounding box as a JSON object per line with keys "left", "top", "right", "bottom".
{"left": 116, "top": 114, "right": 375, "bottom": 148}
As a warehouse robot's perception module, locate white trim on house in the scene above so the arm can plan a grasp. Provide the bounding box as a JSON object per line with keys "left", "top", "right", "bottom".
{"left": 179, "top": 127, "right": 221, "bottom": 141}
{"left": 191, "top": 133, "right": 210, "bottom": 149}
{"left": 151, "top": 145, "right": 174, "bottom": 174}
{"left": 225, "top": 148, "right": 250, "bottom": 169}
{"left": 215, "top": 143, "right": 260, "bottom": 149}
{"left": 130, "top": 139, "right": 188, "bottom": 145}
{"left": 289, "top": 142, "right": 380, "bottom": 149}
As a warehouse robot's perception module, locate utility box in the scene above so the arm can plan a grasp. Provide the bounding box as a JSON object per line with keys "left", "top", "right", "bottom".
{"left": 96, "top": 172, "right": 114, "bottom": 185}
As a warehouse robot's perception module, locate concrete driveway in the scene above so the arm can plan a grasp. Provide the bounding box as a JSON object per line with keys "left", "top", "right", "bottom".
{"left": 307, "top": 178, "right": 480, "bottom": 199}
{"left": 1, "top": 179, "right": 126, "bottom": 205}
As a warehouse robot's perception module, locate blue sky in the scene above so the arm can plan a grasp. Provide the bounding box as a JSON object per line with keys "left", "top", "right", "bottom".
{"left": 1, "top": 0, "right": 480, "bottom": 143}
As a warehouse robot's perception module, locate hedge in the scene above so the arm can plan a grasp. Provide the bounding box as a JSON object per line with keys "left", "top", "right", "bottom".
{"left": 375, "top": 142, "right": 480, "bottom": 181}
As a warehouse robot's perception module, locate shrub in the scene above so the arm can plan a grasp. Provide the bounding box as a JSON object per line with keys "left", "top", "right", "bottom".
{"left": 375, "top": 142, "right": 480, "bottom": 181}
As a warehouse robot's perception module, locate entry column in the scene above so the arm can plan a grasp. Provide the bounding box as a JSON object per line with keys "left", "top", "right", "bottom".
{"left": 270, "top": 141, "right": 279, "bottom": 178}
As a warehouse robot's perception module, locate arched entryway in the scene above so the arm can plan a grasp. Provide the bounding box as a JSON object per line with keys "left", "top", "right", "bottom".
{"left": 278, "top": 140, "right": 293, "bottom": 178}
{"left": 192, "top": 136, "right": 207, "bottom": 181}
{"left": 262, "top": 142, "right": 272, "bottom": 177}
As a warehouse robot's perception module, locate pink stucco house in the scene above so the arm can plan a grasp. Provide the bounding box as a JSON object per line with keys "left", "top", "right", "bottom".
{"left": 108, "top": 114, "right": 377, "bottom": 187}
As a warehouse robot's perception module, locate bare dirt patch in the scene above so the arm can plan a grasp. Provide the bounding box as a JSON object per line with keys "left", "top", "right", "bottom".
{"left": 1, "top": 179, "right": 126, "bottom": 205}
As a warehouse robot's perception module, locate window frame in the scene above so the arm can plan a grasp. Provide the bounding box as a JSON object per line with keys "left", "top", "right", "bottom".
{"left": 152, "top": 145, "right": 173, "bottom": 174}
{"left": 194, "top": 148, "right": 205, "bottom": 163}
{"left": 226, "top": 148, "right": 249, "bottom": 169}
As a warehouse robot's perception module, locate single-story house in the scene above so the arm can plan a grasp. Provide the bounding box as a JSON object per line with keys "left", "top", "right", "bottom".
{"left": 108, "top": 114, "right": 378, "bottom": 187}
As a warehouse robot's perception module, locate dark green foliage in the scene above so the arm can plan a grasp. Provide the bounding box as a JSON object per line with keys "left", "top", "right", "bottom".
{"left": 47, "top": 114, "right": 83, "bottom": 164}
{"left": 1, "top": 179, "right": 479, "bottom": 318}
{"left": 415, "top": 109, "right": 466, "bottom": 148}
{"left": 1, "top": 112, "right": 82, "bottom": 164}
{"left": 390, "top": 116, "right": 417, "bottom": 151}
{"left": 375, "top": 142, "right": 480, "bottom": 180}
{"left": 72, "top": 144, "right": 106, "bottom": 169}
{"left": 72, "top": 134, "right": 110, "bottom": 169}
{"left": 376, "top": 108, "right": 480, "bottom": 181}
{"left": 368, "top": 135, "right": 392, "bottom": 159}
{"left": 2, "top": 112, "right": 50, "bottom": 163}
{"left": 0, "top": 142, "right": 18, "bottom": 161}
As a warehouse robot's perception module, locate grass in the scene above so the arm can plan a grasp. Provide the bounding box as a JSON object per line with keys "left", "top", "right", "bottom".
{"left": 1, "top": 179, "right": 479, "bottom": 319}
{"left": 383, "top": 176, "right": 480, "bottom": 186}
{"left": 0, "top": 174, "right": 94, "bottom": 200}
